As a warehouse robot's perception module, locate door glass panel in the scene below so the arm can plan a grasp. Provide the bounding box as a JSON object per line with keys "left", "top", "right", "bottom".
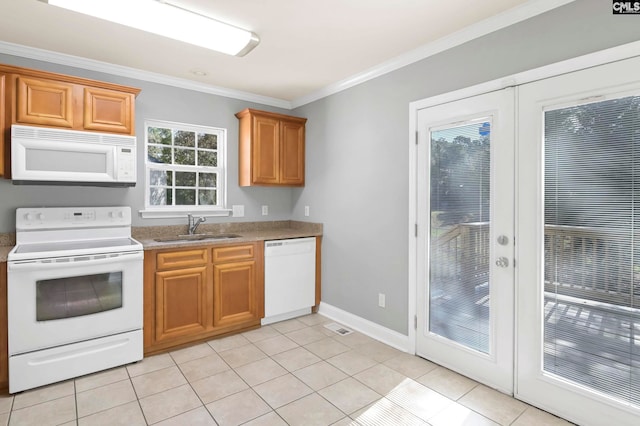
{"left": 429, "top": 120, "right": 491, "bottom": 353}
{"left": 36, "top": 272, "right": 123, "bottom": 321}
{"left": 544, "top": 95, "right": 640, "bottom": 406}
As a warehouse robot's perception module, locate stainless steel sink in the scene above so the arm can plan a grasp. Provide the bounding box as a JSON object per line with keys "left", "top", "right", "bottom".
{"left": 154, "top": 233, "right": 242, "bottom": 242}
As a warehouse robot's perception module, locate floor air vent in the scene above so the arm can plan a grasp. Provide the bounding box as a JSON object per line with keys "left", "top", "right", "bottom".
{"left": 324, "top": 322, "right": 354, "bottom": 336}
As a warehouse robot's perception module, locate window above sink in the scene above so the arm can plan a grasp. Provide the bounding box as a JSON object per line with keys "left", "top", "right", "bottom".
{"left": 140, "top": 119, "right": 230, "bottom": 219}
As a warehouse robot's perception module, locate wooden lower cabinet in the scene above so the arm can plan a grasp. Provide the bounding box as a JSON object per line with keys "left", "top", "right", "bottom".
{"left": 144, "top": 242, "right": 263, "bottom": 354}
{"left": 155, "top": 266, "right": 209, "bottom": 343}
{"left": 213, "top": 260, "right": 260, "bottom": 328}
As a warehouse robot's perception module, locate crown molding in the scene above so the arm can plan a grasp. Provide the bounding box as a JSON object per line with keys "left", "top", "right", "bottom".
{"left": 290, "top": 0, "right": 576, "bottom": 108}
{"left": 0, "top": 40, "right": 293, "bottom": 109}
{"left": 0, "top": 0, "right": 574, "bottom": 110}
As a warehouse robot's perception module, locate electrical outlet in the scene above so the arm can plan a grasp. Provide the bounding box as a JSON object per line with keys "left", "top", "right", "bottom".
{"left": 378, "top": 293, "right": 386, "bottom": 308}
{"left": 304, "top": 206, "right": 310, "bottom": 217}
{"left": 232, "top": 205, "right": 244, "bottom": 217}
{"left": 261, "top": 205, "right": 269, "bottom": 216}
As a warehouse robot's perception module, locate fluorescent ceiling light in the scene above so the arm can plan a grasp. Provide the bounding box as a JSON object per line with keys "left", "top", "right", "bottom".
{"left": 41, "top": 0, "right": 260, "bottom": 57}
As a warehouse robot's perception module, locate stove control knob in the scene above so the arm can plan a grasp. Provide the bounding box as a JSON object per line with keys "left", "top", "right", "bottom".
{"left": 118, "top": 211, "right": 124, "bottom": 218}
{"left": 24, "top": 213, "right": 33, "bottom": 221}
{"left": 108, "top": 211, "right": 115, "bottom": 218}
{"left": 36, "top": 213, "right": 44, "bottom": 221}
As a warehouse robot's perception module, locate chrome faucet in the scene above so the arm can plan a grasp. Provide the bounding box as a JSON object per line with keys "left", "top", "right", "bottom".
{"left": 187, "top": 214, "right": 206, "bottom": 235}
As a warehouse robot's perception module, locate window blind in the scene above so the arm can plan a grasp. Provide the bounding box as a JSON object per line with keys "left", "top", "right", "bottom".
{"left": 544, "top": 95, "right": 640, "bottom": 406}
{"left": 429, "top": 120, "right": 491, "bottom": 353}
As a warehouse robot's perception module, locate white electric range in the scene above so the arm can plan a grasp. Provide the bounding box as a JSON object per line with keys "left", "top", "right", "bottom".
{"left": 7, "top": 206, "right": 143, "bottom": 393}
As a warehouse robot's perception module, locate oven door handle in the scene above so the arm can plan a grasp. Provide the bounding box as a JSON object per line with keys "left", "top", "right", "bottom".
{"left": 8, "top": 250, "right": 143, "bottom": 271}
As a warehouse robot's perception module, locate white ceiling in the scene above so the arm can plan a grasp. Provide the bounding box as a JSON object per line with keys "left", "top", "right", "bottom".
{"left": 0, "top": 0, "right": 570, "bottom": 106}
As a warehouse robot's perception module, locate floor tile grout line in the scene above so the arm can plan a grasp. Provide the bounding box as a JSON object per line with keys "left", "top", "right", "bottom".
{"left": 5, "top": 392, "right": 14, "bottom": 426}
{"left": 171, "top": 356, "right": 213, "bottom": 425}
{"left": 6, "top": 314, "right": 548, "bottom": 426}
{"left": 72, "top": 379, "right": 78, "bottom": 425}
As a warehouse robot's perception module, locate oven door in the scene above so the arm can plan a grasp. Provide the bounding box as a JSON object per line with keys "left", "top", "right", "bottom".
{"left": 7, "top": 250, "right": 143, "bottom": 355}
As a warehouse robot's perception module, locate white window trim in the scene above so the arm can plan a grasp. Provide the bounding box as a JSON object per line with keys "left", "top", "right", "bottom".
{"left": 140, "top": 119, "right": 230, "bottom": 219}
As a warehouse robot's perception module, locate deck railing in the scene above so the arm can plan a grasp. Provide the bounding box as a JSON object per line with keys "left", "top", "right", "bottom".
{"left": 432, "top": 222, "right": 640, "bottom": 308}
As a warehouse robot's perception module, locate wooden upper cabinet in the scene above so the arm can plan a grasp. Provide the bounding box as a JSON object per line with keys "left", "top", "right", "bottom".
{"left": 0, "top": 63, "right": 140, "bottom": 178}
{"left": 0, "top": 73, "right": 5, "bottom": 178}
{"left": 253, "top": 115, "right": 280, "bottom": 184}
{"left": 16, "top": 76, "right": 74, "bottom": 128}
{"left": 236, "top": 108, "right": 307, "bottom": 187}
{"left": 83, "top": 87, "right": 134, "bottom": 134}
{"left": 280, "top": 119, "right": 305, "bottom": 185}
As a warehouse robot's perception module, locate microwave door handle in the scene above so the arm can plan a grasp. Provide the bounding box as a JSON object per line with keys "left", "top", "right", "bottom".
{"left": 8, "top": 251, "right": 143, "bottom": 271}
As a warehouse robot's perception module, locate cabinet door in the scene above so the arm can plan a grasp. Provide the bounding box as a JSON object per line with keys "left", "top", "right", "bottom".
{"left": 252, "top": 115, "right": 280, "bottom": 184}
{"left": 155, "top": 266, "right": 208, "bottom": 342}
{"left": 16, "top": 76, "right": 74, "bottom": 128}
{"left": 83, "top": 87, "right": 134, "bottom": 134}
{"left": 213, "top": 260, "right": 259, "bottom": 327}
{"left": 280, "top": 120, "right": 305, "bottom": 185}
{"left": 0, "top": 73, "right": 5, "bottom": 177}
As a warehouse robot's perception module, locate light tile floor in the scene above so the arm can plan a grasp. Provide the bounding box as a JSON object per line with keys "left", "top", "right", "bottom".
{"left": 0, "top": 314, "right": 574, "bottom": 426}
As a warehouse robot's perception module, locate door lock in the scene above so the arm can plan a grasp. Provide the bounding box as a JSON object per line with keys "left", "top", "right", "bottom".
{"left": 497, "top": 235, "right": 509, "bottom": 246}
{"left": 496, "top": 257, "right": 509, "bottom": 268}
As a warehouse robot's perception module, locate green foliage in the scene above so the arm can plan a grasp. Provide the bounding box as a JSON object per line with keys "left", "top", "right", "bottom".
{"left": 430, "top": 129, "right": 490, "bottom": 226}
{"left": 147, "top": 126, "right": 220, "bottom": 207}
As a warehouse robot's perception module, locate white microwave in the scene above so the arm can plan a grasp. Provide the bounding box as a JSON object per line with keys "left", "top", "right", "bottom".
{"left": 11, "top": 124, "right": 137, "bottom": 187}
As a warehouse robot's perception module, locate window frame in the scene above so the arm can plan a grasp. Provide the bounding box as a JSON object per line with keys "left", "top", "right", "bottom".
{"left": 140, "top": 119, "right": 229, "bottom": 218}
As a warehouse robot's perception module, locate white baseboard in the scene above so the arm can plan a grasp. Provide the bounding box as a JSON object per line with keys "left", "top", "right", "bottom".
{"left": 318, "top": 302, "right": 412, "bottom": 353}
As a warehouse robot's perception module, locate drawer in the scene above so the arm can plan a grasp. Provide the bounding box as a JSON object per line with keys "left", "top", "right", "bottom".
{"left": 157, "top": 249, "right": 208, "bottom": 270}
{"left": 212, "top": 244, "right": 255, "bottom": 263}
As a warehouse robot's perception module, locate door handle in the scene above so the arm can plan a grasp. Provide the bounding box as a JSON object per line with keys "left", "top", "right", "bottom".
{"left": 496, "top": 257, "right": 509, "bottom": 268}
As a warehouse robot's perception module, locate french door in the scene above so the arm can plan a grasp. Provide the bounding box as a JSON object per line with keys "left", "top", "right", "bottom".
{"left": 516, "top": 56, "right": 640, "bottom": 426}
{"left": 416, "top": 88, "right": 515, "bottom": 393}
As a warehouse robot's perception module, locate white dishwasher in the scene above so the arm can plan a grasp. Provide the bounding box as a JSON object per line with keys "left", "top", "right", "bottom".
{"left": 263, "top": 237, "right": 316, "bottom": 325}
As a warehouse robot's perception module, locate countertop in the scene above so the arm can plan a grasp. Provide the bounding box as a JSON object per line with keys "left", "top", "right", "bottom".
{"left": 0, "top": 233, "right": 15, "bottom": 262}
{"left": 0, "top": 221, "right": 322, "bottom": 261}
{"left": 133, "top": 220, "right": 321, "bottom": 251}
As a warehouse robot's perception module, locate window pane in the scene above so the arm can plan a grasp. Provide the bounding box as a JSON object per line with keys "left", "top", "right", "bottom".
{"left": 150, "top": 188, "right": 172, "bottom": 206}
{"left": 544, "top": 95, "right": 640, "bottom": 406}
{"left": 175, "top": 171, "right": 196, "bottom": 187}
{"left": 200, "top": 173, "right": 217, "bottom": 188}
{"left": 176, "top": 189, "right": 196, "bottom": 205}
{"left": 145, "top": 121, "right": 225, "bottom": 210}
{"left": 150, "top": 169, "right": 172, "bottom": 186}
{"left": 148, "top": 127, "right": 172, "bottom": 145}
{"left": 198, "top": 189, "right": 217, "bottom": 205}
{"left": 174, "top": 148, "right": 195, "bottom": 166}
{"left": 198, "top": 151, "right": 217, "bottom": 167}
{"left": 148, "top": 146, "right": 172, "bottom": 164}
{"left": 429, "top": 121, "right": 491, "bottom": 354}
{"left": 199, "top": 133, "right": 218, "bottom": 149}
{"left": 174, "top": 130, "right": 195, "bottom": 147}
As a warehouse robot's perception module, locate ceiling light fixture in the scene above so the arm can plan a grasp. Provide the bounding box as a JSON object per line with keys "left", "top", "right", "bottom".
{"left": 40, "top": 0, "right": 260, "bottom": 57}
